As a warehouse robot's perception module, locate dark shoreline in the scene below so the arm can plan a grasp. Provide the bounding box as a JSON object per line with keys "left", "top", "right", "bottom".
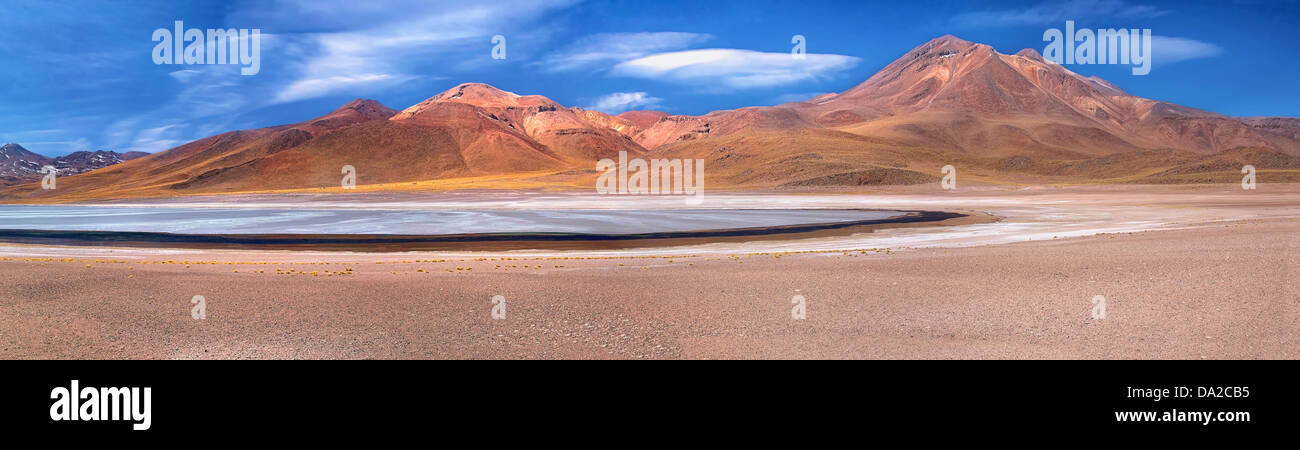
{"left": 0, "top": 210, "right": 977, "bottom": 252}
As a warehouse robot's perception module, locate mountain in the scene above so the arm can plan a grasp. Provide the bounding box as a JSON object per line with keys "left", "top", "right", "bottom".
{"left": 53, "top": 150, "right": 147, "bottom": 176}
{"left": 0, "top": 84, "right": 657, "bottom": 200}
{"left": 4, "top": 35, "right": 1299, "bottom": 201}
{"left": 0, "top": 143, "right": 52, "bottom": 184}
{"left": 815, "top": 35, "right": 1298, "bottom": 155}
{"left": 0, "top": 99, "right": 400, "bottom": 198}
{"left": 390, "top": 83, "right": 644, "bottom": 169}
{"left": 622, "top": 35, "right": 1300, "bottom": 186}
{"left": 0, "top": 144, "right": 145, "bottom": 186}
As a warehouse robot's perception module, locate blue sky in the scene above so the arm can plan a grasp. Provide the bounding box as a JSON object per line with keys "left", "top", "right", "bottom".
{"left": 2, "top": 0, "right": 1297, "bottom": 156}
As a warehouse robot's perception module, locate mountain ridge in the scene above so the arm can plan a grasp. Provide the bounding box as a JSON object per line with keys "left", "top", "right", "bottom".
{"left": 0, "top": 144, "right": 146, "bottom": 186}
{"left": 4, "top": 35, "right": 1299, "bottom": 201}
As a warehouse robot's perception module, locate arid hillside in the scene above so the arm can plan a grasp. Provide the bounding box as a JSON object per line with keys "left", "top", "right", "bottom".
{"left": 4, "top": 35, "right": 1299, "bottom": 202}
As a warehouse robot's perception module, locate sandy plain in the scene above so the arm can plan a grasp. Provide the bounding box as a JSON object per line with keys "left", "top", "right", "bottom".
{"left": 0, "top": 184, "right": 1296, "bottom": 359}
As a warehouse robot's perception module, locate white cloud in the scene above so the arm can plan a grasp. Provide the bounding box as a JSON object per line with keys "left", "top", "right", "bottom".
{"left": 768, "top": 92, "right": 831, "bottom": 105}
{"left": 609, "top": 49, "right": 860, "bottom": 90}
{"left": 2, "top": 128, "right": 69, "bottom": 138}
{"left": 266, "top": 0, "right": 575, "bottom": 104}
{"left": 168, "top": 69, "right": 202, "bottom": 83}
{"left": 539, "top": 32, "right": 713, "bottom": 72}
{"left": 1152, "top": 35, "right": 1223, "bottom": 65}
{"left": 94, "top": 0, "right": 576, "bottom": 157}
{"left": 128, "top": 124, "right": 182, "bottom": 153}
{"left": 584, "top": 92, "right": 663, "bottom": 114}
{"left": 67, "top": 138, "right": 92, "bottom": 151}
{"left": 276, "top": 73, "right": 410, "bottom": 103}
{"left": 952, "top": 0, "right": 1169, "bottom": 27}
{"left": 19, "top": 138, "right": 92, "bottom": 155}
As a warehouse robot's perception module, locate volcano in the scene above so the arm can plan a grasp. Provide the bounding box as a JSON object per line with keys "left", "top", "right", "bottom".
{"left": 5, "top": 35, "right": 1299, "bottom": 202}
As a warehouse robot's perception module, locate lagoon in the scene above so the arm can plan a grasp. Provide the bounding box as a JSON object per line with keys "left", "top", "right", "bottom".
{"left": 0, "top": 205, "right": 903, "bottom": 235}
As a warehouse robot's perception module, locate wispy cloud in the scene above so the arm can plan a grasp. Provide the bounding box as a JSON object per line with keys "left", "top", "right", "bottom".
{"left": 951, "top": 1, "right": 1221, "bottom": 68}
{"left": 767, "top": 92, "right": 831, "bottom": 105}
{"left": 276, "top": 74, "right": 409, "bottom": 104}
{"left": 78, "top": 0, "right": 575, "bottom": 156}
{"left": 16, "top": 138, "right": 92, "bottom": 154}
{"left": 265, "top": 0, "right": 575, "bottom": 104}
{"left": 128, "top": 125, "right": 183, "bottom": 153}
{"left": 167, "top": 69, "right": 201, "bottom": 83}
{"left": 544, "top": 32, "right": 859, "bottom": 90}
{"left": 1, "top": 128, "right": 70, "bottom": 138}
{"left": 952, "top": 0, "right": 1170, "bottom": 27}
{"left": 1152, "top": 35, "right": 1224, "bottom": 65}
{"left": 539, "top": 32, "right": 713, "bottom": 72}
{"left": 584, "top": 92, "right": 663, "bottom": 114}
{"left": 609, "top": 49, "right": 860, "bottom": 90}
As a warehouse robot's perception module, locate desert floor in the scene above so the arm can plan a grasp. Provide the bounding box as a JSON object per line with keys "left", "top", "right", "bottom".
{"left": 0, "top": 184, "right": 1296, "bottom": 359}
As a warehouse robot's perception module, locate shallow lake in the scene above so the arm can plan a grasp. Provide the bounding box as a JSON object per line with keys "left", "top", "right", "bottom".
{"left": 0, "top": 205, "right": 904, "bottom": 235}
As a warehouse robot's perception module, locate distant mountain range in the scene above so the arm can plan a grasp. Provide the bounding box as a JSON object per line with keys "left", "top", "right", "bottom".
{"left": 0, "top": 143, "right": 146, "bottom": 186}
{"left": 4, "top": 34, "right": 1299, "bottom": 201}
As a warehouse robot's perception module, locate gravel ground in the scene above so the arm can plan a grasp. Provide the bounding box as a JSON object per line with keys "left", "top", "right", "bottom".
{"left": 1, "top": 217, "right": 1296, "bottom": 359}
